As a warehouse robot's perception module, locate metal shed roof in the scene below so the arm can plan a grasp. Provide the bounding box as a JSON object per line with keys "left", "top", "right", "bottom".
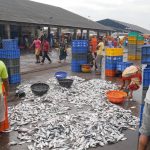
{"left": 0, "top": 0, "right": 112, "bottom": 31}
{"left": 97, "top": 19, "right": 150, "bottom": 34}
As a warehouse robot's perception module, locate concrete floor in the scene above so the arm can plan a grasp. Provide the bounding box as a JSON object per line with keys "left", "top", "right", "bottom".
{"left": 0, "top": 65, "right": 142, "bottom": 150}
{"left": 0, "top": 48, "right": 149, "bottom": 150}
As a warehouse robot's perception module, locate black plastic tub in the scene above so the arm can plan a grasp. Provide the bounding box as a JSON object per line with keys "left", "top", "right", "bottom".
{"left": 31, "top": 83, "right": 49, "bottom": 96}
{"left": 58, "top": 79, "right": 73, "bottom": 88}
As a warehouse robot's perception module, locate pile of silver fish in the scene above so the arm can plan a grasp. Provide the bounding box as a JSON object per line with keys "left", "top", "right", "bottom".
{"left": 8, "top": 76, "right": 138, "bottom": 150}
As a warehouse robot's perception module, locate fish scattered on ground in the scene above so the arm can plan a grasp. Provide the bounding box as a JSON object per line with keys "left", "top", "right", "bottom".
{"left": 8, "top": 76, "right": 138, "bottom": 150}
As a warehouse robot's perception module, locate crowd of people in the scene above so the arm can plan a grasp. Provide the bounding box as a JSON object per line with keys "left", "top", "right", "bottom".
{"left": 30, "top": 36, "right": 68, "bottom": 65}
{"left": 87, "top": 35, "right": 124, "bottom": 75}
{"left": 28, "top": 34, "right": 126, "bottom": 67}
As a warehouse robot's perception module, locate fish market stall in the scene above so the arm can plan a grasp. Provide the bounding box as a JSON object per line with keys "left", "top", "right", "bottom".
{"left": 5, "top": 76, "right": 139, "bottom": 150}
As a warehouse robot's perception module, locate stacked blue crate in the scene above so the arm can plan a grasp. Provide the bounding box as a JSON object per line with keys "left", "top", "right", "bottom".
{"left": 105, "top": 56, "right": 123, "bottom": 70}
{"left": 72, "top": 40, "right": 88, "bottom": 53}
{"left": 0, "top": 39, "right": 21, "bottom": 84}
{"left": 0, "top": 49, "right": 6, "bottom": 58}
{"left": 142, "top": 45, "right": 150, "bottom": 88}
{"left": 105, "top": 56, "right": 123, "bottom": 63}
{"left": 1, "top": 58, "right": 20, "bottom": 67}
{"left": 141, "top": 45, "right": 150, "bottom": 64}
{"left": 139, "top": 104, "right": 144, "bottom": 128}
{"left": 105, "top": 63, "right": 117, "bottom": 70}
{"left": 71, "top": 40, "right": 88, "bottom": 72}
{"left": 2, "top": 39, "right": 19, "bottom": 50}
{"left": 140, "top": 45, "right": 150, "bottom": 128}
{"left": 143, "top": 66, "right": 150, "bottom": 88}
{"left": 5, "top": 49, "right": 20, "bottom": 59}
{"left": 116, "top": 62, "right": 133, "bottom": 72}
{"left": 9, "top": 74, "right": 21, "bottom": 84}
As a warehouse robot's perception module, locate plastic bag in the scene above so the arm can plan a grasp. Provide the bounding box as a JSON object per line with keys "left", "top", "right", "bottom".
{"left": 0, "top": 95, "right": 5, "bottom": 122}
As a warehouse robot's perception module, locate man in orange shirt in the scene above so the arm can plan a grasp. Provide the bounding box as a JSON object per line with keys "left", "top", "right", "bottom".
{"left": 90, "top": 36, "right": 98, "bottom": 70}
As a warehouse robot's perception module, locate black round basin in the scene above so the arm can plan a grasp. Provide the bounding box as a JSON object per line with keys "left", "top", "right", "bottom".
{"left": 58, "top": 79, "right": 73, "bottom": 88}
{"left": 31, "top": 83, "right": 49, "bottom": 96}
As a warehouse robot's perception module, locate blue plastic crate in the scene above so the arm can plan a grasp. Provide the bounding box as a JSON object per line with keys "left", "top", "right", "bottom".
{"left": 7, "top": 66, "right": 20, "bottom": 75}
{"left": 116, "top": 62, "right": 133, "bottom": 71}
{"left": 0, "top": 49, "right": 20, "bottom": 59}
{"left": 71, "top": 60, "right": 87, "bottom": 72}
{"left": 141, "top": 55, "right": 150, "bottom": 64}
{"left": 139, "top": 104, "right": 144, "bottom": 128}
{"left": 2, "top": 39, "right": 19, "bottom": 50}
{"left": 71, "top": 65, "right": 81, "bottom": 72}
{"left": 72, "top": 47, "right": 88, "bottom": 53}
{"left": 72, "top": 53, "right": 87, "bottom": 61}
{"left": 142, "top": 45, "right": 150, "bottom": 54}
{"left": 105, "top": 62, "right": 117, "bottom": 70}
{"left": 1, "top": 58, "right": 20, "bottom": 67}
{"left": 9, "top": 73, "right": 21, "bottom": 84}
{"left": 143, "top": 67, "right": 150, "bottom": 88}
{"left": 105, "top": 56, "right": 123, "bottom": 63}
{"left": 72, "top": 40, "right": 88, "bottom": 48}
{"left": 0, "top": 49, "right": 6, "bottom": 58}
{"left": 141, "top": 45, "right": 150, "bottom": 64}
{"left": 72, "top": 60, "right": 87, "bottom": 65}
{"left": 5, "top": 49, "right": 20, "bottom": 59}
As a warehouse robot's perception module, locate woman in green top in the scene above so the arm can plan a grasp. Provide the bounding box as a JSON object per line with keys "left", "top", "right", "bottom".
{"left": 0, "top": 60, "right": 9, "bottom": 132}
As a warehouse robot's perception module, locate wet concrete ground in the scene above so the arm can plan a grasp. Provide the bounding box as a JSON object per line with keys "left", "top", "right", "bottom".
{"left": 1, "top": 48, "right": 149, "bottom": 150}
{"left": 0, "top": 65, "right": 142, "bottom": 150}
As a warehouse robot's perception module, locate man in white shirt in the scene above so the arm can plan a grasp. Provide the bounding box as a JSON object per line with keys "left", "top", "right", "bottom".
{"left": 138, "top": 86, "right": 150, "bottom": 150}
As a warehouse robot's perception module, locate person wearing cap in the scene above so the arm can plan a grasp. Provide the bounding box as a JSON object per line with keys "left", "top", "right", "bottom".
{"left": 138, "top": 85, "right": 150, "bottom": 150}
{"left": 119, "top": 65, "right": 142, "bottom": 100}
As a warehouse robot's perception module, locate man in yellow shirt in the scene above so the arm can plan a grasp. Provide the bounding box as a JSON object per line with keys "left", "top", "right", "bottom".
{"left": 96, "top": 38, "right": 104, "bottom": 75}
{"left": 0, "top": 60, "right": 9, "bottom": 123}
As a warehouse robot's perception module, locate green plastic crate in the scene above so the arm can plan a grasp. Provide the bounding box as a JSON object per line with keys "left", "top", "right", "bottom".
{"left": 137, "top": 36, "right": 144, "bottom": 40}
{"left": 128, "top": 32, "right": 139, "bottom": 37}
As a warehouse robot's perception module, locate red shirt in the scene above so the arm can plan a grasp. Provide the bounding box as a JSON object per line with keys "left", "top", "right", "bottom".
{"left": 43, "top": 41, "right": 50, "bottom": 52}
{"left": 113, "top": 40, "right": 117, "bottom": 47}
{"left": 33, "top": 39, "right": 41, "bottom": 49}
{"left": 122, "top": 72, "right": 142, "bottom": 82}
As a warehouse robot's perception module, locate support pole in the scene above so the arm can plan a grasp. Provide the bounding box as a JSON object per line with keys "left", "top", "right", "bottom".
{"left": 5, "top": 24, "right": 10, "bottom": 39}
{"left": 48, "top": 26, "right": 51, "bottom": 39}
{"left": 87, "top": 29, "right": 89, "bottom": 40}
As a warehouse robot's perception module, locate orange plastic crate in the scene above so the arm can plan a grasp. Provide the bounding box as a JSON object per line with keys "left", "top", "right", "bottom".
{"left": 105, "top": 69, "right": 116, "bottom": 77}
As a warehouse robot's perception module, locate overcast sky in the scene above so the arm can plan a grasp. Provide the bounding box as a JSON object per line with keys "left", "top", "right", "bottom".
{"left": 31, "top": 0, "right": 150, "bottom": 30}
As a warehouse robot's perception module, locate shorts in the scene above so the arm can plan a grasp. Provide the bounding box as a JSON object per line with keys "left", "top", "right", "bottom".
{"left": 35, "top": 48, "right": 40, "bottom": 55}
{"left": 139, "top": 103, "right": 150, "bottom": 136}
